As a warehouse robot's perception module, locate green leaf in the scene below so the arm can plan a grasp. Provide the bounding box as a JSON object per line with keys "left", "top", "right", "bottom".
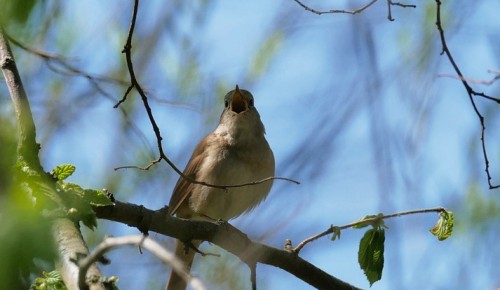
{"left": 83, "top": 189, "right": 113, "bottom": 207}
{"left": 51, "top": 164, "right": 76, "bottom": 181}
{"left": 31, "top": 270, "right": 67, "bottom": 290}
{"left": 430, "top": 210, "right": 454, "bottom": 241}
{"left": 58, "top": 182, "right": 104, "bottom": 230}
{"left": 358, "top": 228, "right": 385, "bottom": 286}
{"left": 0, "top": 0, "right": 37, "bottom": 25}
{"left": 330, "top": 226, "right": 341, "bottom": 241}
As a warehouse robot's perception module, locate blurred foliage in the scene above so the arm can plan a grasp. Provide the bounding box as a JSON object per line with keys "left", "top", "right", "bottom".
{"left": 0, "top": 121, "right": 56, "bottom": 289}
{"left": 0, "top": 0, "right": 36, "bottom": 25}
{"left": 459, "top": 183, "right": 500, "bottom": 232}
{"left": 196, "top": 245, "right": 249, "bottom": 290}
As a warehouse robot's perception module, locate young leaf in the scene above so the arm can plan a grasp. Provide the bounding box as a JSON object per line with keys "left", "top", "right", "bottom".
{"left": 31, "top": 270, "right": 67, "bottom": 290}
{"left": 358, "top": 228, "right": 385, "bottom": 286}
{"left": 330, "top": 226, "right": 341, "bottom": 241}
{"left": 83, "top": 189, "right": 114, "bottom": 207}
{"left": 51, "top": 164, "right": 76, "bottom": 181}
{"left": 430, "top": 210, "right": 454, "bottom": 241}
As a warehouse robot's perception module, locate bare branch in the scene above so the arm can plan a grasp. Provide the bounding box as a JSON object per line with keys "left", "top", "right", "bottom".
{"left": 435, "top": 0, "right": 500, "bottom": 189}
{"left": 293, "top": 0, "right": 379, "bottom": 16}
{"left": 293, "top": 0, "right": 415, "bottom": 20}
{"left": 92, "top": 200, "right": 361, "bottom": 290}
{"left": 292, "top": 207, "right": 446, "bottom": 253}
{"left": 115, "top": 0, "right": 300, "bottom": 190}
{"left": 78, "top": 235, "right": 206, "bottom": 290}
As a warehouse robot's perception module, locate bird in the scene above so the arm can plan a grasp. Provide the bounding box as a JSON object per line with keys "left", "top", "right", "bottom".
{"left": 165, "top": 85, "right": 275, "bottom": 290}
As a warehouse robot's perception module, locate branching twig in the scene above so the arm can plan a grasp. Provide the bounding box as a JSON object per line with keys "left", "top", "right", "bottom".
{"left": 292, "top": 207, "right": 446, "bottom": 253}
{"left": 435, "top": 0, "right": 499, "bottom": 189}
{"left": 6, "top": 33, "right": 129, "bottom": 91}
{"left": 293, "top": 0, "right": 378, "bottom": 15}
{"left": 293, "top": 0, "right": 415, "bottom": 20}
{"left": 78, "top": 235, "right": 206, "bottom": 290}
{"left": 386, "top": 0, "right": 416, "bottom": 21}
{"left": 116, "top": 0, "right": 300, "bottom": 190}
{"left": 92, "top": 200, "right": 361, "bottom": 290}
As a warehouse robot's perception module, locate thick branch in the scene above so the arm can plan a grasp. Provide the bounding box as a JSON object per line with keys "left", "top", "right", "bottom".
{"left": 93, "top": 201, "right": 361, "bottom": 290}
{"left": 0, "top": 28, "right": 40, "bottom": 167}
{"left": 0, "top": 28, "right": 108, "bottom": 290}
{"left": 52, "top": 219, "right": 108, "bottom": 290}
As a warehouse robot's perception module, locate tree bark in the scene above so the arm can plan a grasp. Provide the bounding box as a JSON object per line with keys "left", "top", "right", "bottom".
{"left": 0, "top": 28, "right": 108, "bottom": 290}
{"left": 94, "top": 201, "right": 361, "bottom": 290}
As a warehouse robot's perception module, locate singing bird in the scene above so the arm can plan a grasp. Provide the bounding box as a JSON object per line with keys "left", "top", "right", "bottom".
{"left": 166, "top": 85, "right": 275, "bottom": 290}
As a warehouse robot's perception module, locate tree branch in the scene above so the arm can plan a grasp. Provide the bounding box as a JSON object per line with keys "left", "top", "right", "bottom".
{"left": 78, "top": 235, "right": 206, "bottom": 290}
{"left": 434, "top": 0, "right": 499, "bottom": 189}
{"left": 0, "top": 28, "right": 108, "bottom": 290}
{"left": 116, "top": 0, "right": 300, "bottom": 190}
{"left": 93, "top": 201, "right": 361, "bottom": 290}
{"left": 292, "top": 207, "right": 446, "bottom": 253}
{"left": 292, "top": 0, "right": 415, "bottom": 19}
{"left": 0, "top": 27, "right": 40, "bottom": 166}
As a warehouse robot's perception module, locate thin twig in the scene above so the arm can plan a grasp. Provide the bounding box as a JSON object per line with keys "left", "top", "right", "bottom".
{"left": 293, "top": 0, "right": 379, "bottom": 15}
{"left": 117, "top": 0, "right": 300, "bottom": 190}
{"left": 78, "top": 235, "right": 206, "bottom": 290}
{"left": 7, "top": 34, "right": 129, "bottom": 86}
{"left": 435, "top": 0, "right": 499, "bottom": 189}
{"left": 438, "top": 72, "right": 500, "bottom": 89}
{"left": 292, "top": 207, "right": 446, "bottom": 253}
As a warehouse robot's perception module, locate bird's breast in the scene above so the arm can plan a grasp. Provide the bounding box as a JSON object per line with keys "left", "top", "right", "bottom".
{"left": 188, "top": 134, "right": 275, "bottom": 220}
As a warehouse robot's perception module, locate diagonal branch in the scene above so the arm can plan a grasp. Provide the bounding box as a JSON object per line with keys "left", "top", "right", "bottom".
{"left": 292, "top": 207, "right": 446, "bottom": 253}
{"left": 93, "top": 200, "right": 361, "bottom": 290}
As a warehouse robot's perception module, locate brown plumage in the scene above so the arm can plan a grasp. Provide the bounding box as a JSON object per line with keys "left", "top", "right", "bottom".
{"left": 166, "top": 86, "right": 275, "bottom": 290}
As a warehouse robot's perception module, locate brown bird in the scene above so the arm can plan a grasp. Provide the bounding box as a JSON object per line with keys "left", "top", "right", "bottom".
{"left": 166, "top": 85, "right": 275, "bottom": 290}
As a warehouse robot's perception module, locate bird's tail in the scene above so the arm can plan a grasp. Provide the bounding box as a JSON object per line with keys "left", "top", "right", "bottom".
{"left": 165, "top": 239, "right": 201, "bottom": 290}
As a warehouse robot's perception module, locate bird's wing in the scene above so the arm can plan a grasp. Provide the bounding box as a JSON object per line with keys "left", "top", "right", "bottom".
{"left": 167, "top": 135, "right": 209, "bottom": 217}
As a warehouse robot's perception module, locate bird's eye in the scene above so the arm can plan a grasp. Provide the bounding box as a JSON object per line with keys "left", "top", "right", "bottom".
{"left": 224, "top": 100, "right": 229, "bottom": 107}
{"left": 249, "top": 99, "right": 254, "bottom": 107}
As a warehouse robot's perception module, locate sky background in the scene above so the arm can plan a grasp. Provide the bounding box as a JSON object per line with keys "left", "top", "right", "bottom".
{"left": 2, "top": 0, "right": 500, "bottom": 289}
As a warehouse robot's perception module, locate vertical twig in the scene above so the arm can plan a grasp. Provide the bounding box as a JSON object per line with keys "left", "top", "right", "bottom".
{"left": 434, "top": 0, "right": 499, "bottom": 189}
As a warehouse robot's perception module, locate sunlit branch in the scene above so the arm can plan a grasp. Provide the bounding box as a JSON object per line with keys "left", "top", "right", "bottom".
{"left": 292, "top": 207, "right": 447, "bottom": 253}
{"left": 78, "top": 235, "right": 206, "bottom": 290}
{"left": 92, "top": 200, "right": 362, "bottom": 290}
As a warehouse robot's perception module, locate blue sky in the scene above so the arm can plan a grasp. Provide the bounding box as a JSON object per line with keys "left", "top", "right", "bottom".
{"left": 11, "top": 0, "right": 499, "bottom": 289}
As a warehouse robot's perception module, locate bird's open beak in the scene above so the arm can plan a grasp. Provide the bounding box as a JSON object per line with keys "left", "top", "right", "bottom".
{"left": 231, "top": 85, "right": 247, "bottom": 114}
